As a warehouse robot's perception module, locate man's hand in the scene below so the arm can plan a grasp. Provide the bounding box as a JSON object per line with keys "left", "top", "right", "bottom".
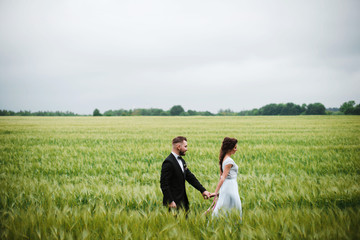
{"left": 168, "top": 201, "right": 177, "bottom": 208}
{"left": 202, "top": 191, "right": 211, "bottom": 199}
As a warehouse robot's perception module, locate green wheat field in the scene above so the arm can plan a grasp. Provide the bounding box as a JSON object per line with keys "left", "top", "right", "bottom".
{"left": 1, "top": 116, "right": 359, "bottom": 239}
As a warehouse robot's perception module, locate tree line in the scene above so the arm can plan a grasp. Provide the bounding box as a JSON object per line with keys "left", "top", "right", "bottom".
{"left": 1, "top": 101, "right": 359, "bottom": 116}
{"left": 95, "top": 106, "right": 214, "bottom": 116}
{"left": 0, "top": 110, "right": 78, "bottom": 116}
{"left": 94, "top": 101, "right": 359, "bottom": 116}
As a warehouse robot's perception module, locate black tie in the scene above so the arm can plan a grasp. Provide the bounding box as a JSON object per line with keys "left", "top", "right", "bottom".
{"left": 178, "top": 156, "right": 186, "bottom": 172}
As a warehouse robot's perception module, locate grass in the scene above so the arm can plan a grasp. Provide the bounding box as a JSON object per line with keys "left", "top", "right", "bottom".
{"left": 0, "top": 116, "right": 359, "bottom": 239}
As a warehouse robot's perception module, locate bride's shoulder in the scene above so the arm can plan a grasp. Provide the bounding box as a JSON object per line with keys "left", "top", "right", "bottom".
{"left": 223, "top": 157, "right": 235, "bottom": 165}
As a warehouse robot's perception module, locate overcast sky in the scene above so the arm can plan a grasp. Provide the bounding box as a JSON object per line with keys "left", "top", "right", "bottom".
{"left": 0, "top": 0, "right": 359, "bottom": 114}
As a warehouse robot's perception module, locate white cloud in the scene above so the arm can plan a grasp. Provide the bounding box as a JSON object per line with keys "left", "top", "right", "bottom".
{"left": 0, "top": 0, "right": 359, "bottom": 113}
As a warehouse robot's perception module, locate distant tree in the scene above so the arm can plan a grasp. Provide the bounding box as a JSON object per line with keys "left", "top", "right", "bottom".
{"left": 111, "top": 109, "right": 131, "bottom": 116}
{"left": 251, "top": 109, "right": 260, "bottom": 116}
{"left": 203, "top": 111, "right": 214, "bottom": 116}
{"left": 180, "top": 112, "right": 189, "bottom": 116}
{"left": 31, "top": 111, "right": 77, "bottom": 116}
{"left": 237, "top": 111, "right": 246, "bottom": 116}
{"left": 0, "top": 110, "right": 15, "bottom": 116}
{"left": 280, "top": 103, "right": 302, "bottom": 115}
{"left": 306, "top": 103, "right": 326, "bottom": 115}
{"left": 104, "top": 110, "right": 114, "bottom": 116}
{"left": 301, "top": 104, "right": 307, "bottom": 114}
{"left": 326, "top": 107, "right": 340, "bottom": 112}
{"left": 218, "top": 109, "right": 235, "bottom": 116}
{"left": 354, "top": 104, "right": 360, "bottom": 115}
{"left": 170, "top": 105, "right": 185, "bottom": 116}
{"left": 160, "top": 111, "right": 170, "bottom": 116}
{"left": 238, "top": 108, "right": 259, "bottom": 116}
{"left": 131, "top": 109, "right": 141, "bottom": 116}
{"left": 326, "top": 107, "right": 341, "bottom": 115}
{"left": 149, "top": 108, "right": 164, "bottom": 116}
{"left": 340, "top": 101, "right": 355, "bottom": 115}
{"left": 93, "top": 108, "right": 102, "bottom": 116}
{"left": 187, "top": 110, "right": 198, "bottom": 116}
{"left": 16, "top": 110, "right": 31, "bottom": 116}
{"left": 260, "top": 103, "right": 282, "bottom": 115}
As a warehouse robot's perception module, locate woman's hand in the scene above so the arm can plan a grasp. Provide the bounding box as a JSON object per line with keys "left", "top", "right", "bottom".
{"left": 209, "top": 192, "right": 219, "bottom": 198}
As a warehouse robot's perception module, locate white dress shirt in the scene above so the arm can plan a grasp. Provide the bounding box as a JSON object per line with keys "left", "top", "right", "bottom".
{"left": 172, "top": 152, "right": 184, "bottom": 172}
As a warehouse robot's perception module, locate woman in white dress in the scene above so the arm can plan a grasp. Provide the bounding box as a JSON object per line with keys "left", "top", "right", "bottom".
{"left": 210, "top": 137, "right": 242, "bottom": 219}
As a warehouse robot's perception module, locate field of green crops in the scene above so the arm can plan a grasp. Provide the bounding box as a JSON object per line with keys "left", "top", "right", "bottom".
{"left": 1, "top": 116, "right": 359, "bottom": 239}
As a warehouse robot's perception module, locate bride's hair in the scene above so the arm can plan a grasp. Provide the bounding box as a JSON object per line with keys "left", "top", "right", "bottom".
{"left": 219, "top": 137, "right": 238, "bottom": 172}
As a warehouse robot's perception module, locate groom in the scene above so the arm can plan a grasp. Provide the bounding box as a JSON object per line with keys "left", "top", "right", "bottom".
{"left": 160, "top": 136, "right": 210, "bottom": 211}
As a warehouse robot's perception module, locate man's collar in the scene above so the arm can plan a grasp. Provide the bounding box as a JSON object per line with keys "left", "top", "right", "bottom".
{"left": 171, "top": 152, "right": 180, "bottom": 159}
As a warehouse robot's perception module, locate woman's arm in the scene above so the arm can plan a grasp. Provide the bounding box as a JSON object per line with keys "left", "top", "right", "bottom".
{"left": 211, "top": 164, "right": 232, "bottom": 197}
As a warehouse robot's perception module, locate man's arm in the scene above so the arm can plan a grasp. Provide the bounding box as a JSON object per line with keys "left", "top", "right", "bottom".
{"left": 160, "top": 160, "right": 175, "bottom": 205}
{"left": 185, "top": 168, "right": 209, "bottom": 197}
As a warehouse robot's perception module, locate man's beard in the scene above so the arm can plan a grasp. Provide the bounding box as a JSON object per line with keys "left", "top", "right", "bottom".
{"left": 179, "top": 150, "right": 186, "bottom": 156}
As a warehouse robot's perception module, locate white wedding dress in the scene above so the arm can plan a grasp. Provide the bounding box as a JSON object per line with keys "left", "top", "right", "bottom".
{"left": 212, "top": 157, "right": 242, "bottom": 218}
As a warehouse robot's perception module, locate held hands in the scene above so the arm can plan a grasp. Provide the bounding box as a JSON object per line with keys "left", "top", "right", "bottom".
{"left": 202, "top": 191, "right": 211, "bottom": 200}
{"left": 209, "top": 192, "right": 219, "bottom": 198}
{"left": 169, "top": 191, "right": 211, "bottom": 207}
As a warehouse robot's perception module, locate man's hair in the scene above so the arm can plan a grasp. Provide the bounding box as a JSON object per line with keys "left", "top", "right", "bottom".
{"left": 172, "top": 136, "right": 187, "bottom": 145}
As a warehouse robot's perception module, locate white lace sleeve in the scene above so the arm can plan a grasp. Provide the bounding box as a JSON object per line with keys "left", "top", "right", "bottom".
{"left": 223, "top": 158, "right": 234, "bottom": 168}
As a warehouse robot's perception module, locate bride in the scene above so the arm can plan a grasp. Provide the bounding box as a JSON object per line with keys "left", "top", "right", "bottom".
{"left": 210, "top": 137, "right": 242, "bottom": 219}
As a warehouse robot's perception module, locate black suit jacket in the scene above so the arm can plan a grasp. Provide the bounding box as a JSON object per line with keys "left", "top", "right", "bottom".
{"left": 160, "top": 153, "right": 206, "bottom": 210}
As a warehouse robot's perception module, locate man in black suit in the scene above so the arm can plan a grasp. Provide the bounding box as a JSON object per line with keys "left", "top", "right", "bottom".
{"left": 160, "top": 136, "right": 211, "bottom": 211}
